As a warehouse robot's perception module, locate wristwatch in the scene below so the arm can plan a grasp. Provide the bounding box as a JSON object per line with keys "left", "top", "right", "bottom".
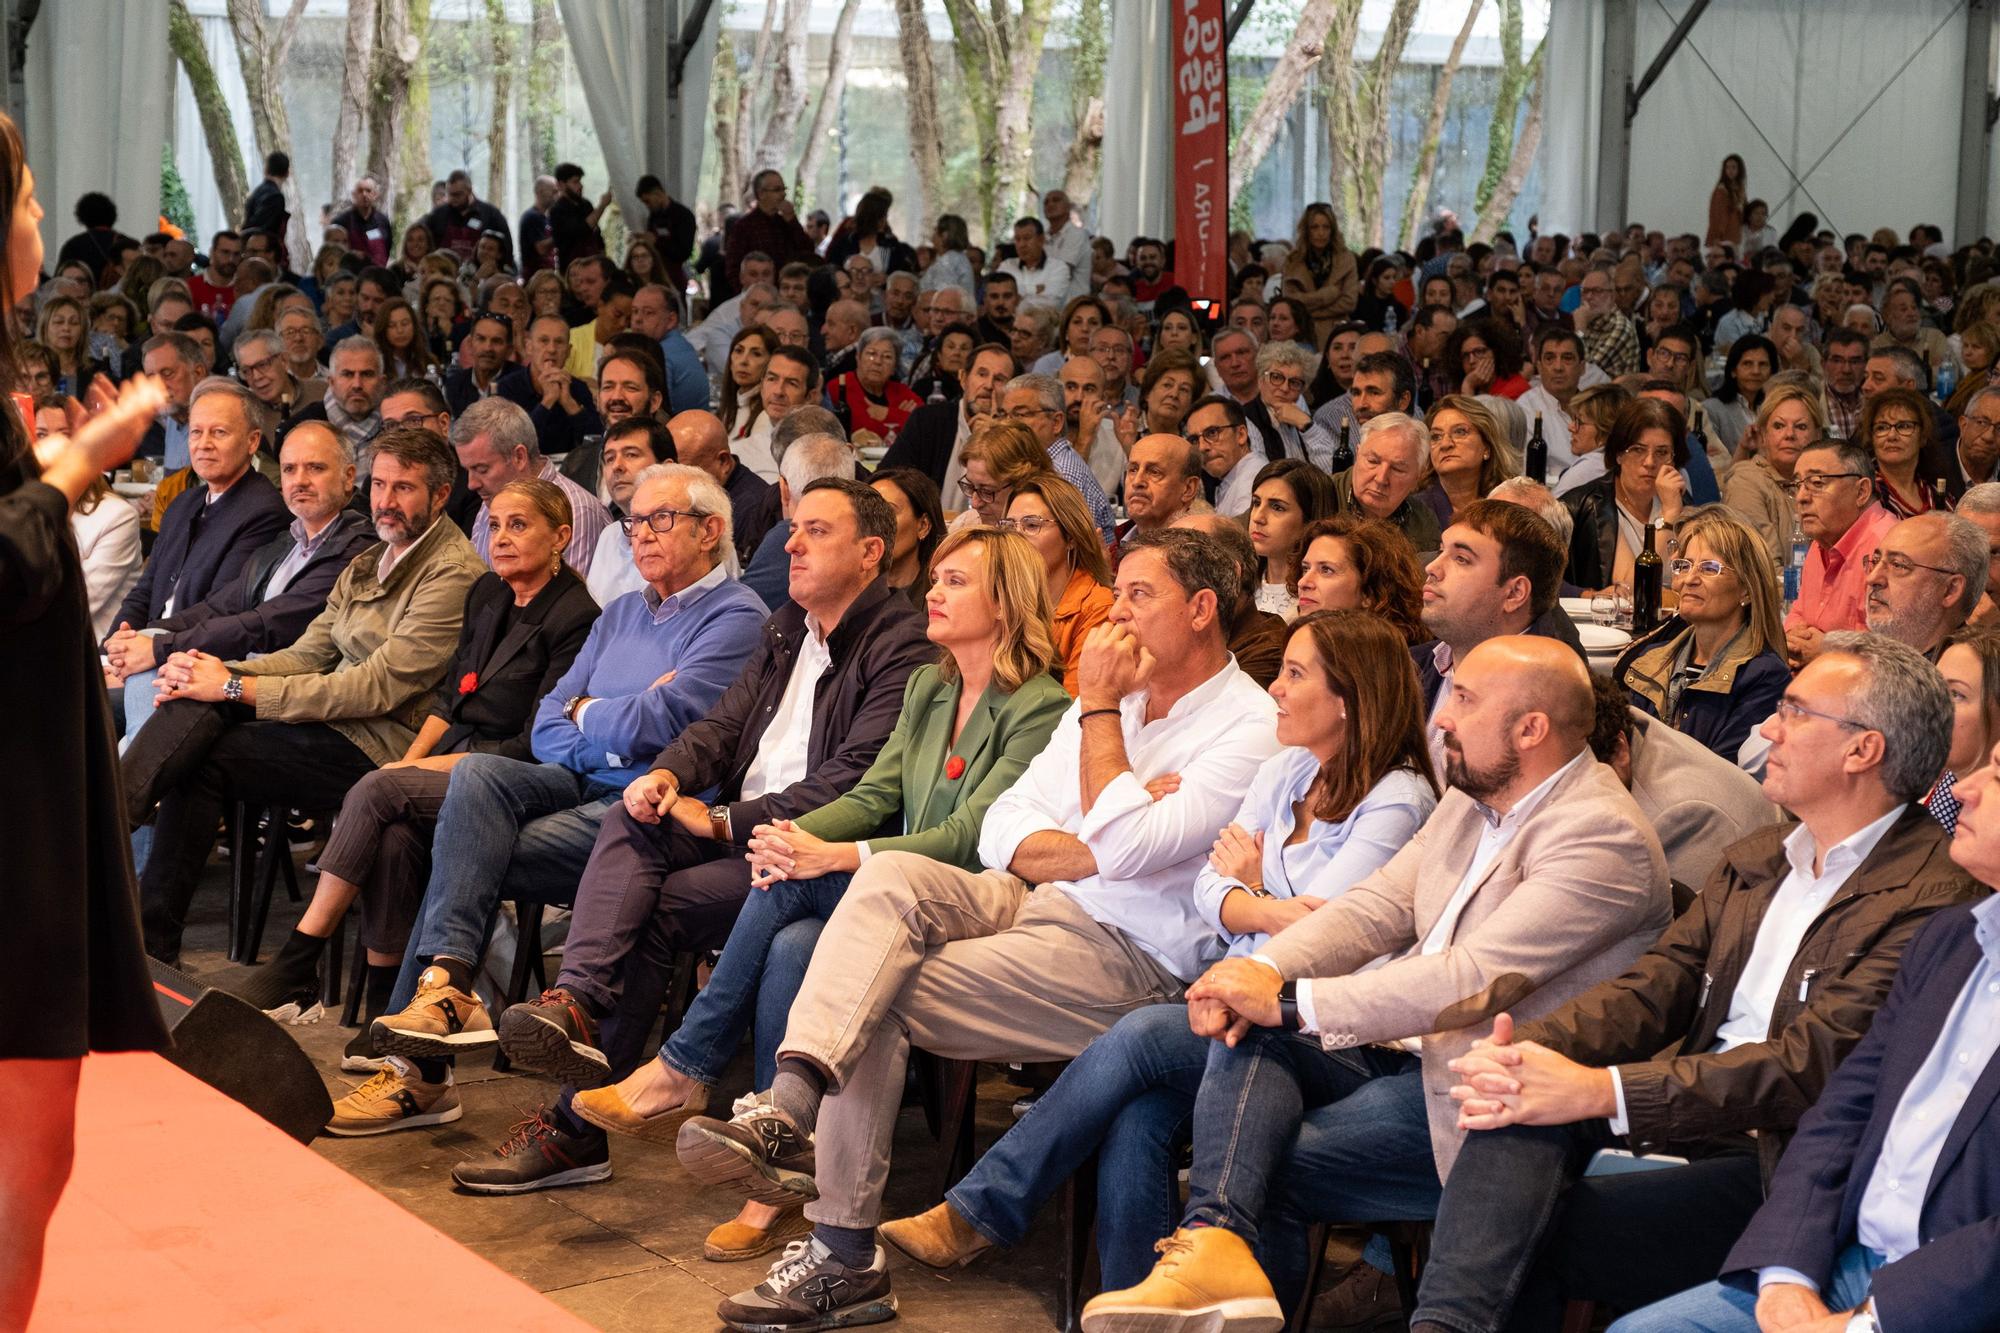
{"left": 562, "top": 695, "right": 586, "bottom": 722}
{"left": 707, "top": 803, "right": 732, "bottom": 843}
{"left": 1277, "top": 979, "right": 1304, "bottom": 1032}
{"left": 222, "top": 673, "right": 244, "bottom": 704}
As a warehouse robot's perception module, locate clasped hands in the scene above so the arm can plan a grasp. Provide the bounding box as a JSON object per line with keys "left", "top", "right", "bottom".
{"left": 1446, "top": 1012, "right": 1617, "bottom": 1130}
{"left": 744, "top": 819, "right": 857, "bottom": 889}
{"left": 152, "top": 649, "right": 238, "bottom": 704}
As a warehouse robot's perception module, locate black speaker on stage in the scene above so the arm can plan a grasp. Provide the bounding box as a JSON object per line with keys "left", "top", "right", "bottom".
{"left": 148, "top": 958, "right": 334, "bottom": 1145}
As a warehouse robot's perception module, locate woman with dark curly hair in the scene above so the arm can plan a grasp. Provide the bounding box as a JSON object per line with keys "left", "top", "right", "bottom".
{"left": 1445, "top": 317, "right": 1529, "bottom": 399}
{"left": 1290, "top": 512, "right": 1427, "bottom": 642}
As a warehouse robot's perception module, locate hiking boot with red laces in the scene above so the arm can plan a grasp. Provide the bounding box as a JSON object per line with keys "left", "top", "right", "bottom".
{"left": 495, "top": 987, "right": 610, "bottom": 1086}
{"left": 451, "top": 1106, "right": 612, "bottom": 1195}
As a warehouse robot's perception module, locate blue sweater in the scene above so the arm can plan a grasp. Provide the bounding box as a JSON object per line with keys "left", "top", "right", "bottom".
{"left": 530, "top": 571, "right": 767, "bottom": 788}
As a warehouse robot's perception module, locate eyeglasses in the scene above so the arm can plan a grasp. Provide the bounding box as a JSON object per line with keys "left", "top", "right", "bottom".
{"left": 962, "top": 481, "right": 1004, "bottom": 503}
{"left": 999, "top": 407, "right": 1058, "bottom": 422}
{"left": 1961, "top": 414, "right": 2000, "bottom": 436}
{"left": 1184, "top": 423, "right": 1240, "bottom": 448}
{"left": 1430, "top": 425, "right": 1480, "bottom": 445}
{"left": 1668, "top": 557, "right": 1732, "bottom": 579}
{"left": 1650, "top": 348, "right": 1693, "bottom": 367}
{"left": 236, "top": 355, "right": 278, "bottom": 375}
{"left": 619, "top": 506, "right": 708, "bottom": 536}
{"left": 1862, "top": 550, "right": 1956, "bottom": 579}
{"left": 385, "top": 410, "right": 443, "bottom": 429}
{"left": 996, "top": 514, "right": 1057, "bottom": 535}
{"left": 1773, "top": 698, "right": 1870, "bottom": 731}
{"left": 1262, "top": 370, "right": 1307, "bottom": 392}
{"left": 1871, "top": 420, "right": 1921, "bottom": 438}
{"left": 1795, "top": 471, "right": 1867, "bottom": 494}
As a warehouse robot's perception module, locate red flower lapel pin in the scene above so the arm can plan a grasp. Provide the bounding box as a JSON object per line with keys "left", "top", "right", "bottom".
{"left": 459, "top": 671, "right": 479, "bottom": 695}
{"left": 944, "top": 755, "right": 966, "bottom": 780}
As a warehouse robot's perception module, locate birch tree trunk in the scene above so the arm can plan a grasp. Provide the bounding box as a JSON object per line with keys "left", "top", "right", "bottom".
{"left": 1228, "top": 0, "right": 1339, "bottom": 200}
{"left": 1473, "top": 58, "right": 1544, "bottom": 243}
{"left": 168, "top": 0, "right": 250, "bottom": 219}
{"left": 1397, "top": 0, "right": 1481, "bottom": 249}
{"left": 224, "top": 0, "right": 313, "bottom": 266}
{"left": 332, "top": 0, "right": 376, "bottom": 202}
{"left": 794, "top": 0, "right": 865, "bottom": 209}
{"left": 369, "top": 0, "right": 417, "bottom": 223}
{"left": 713, "top": 30, "right": 746, "bottom": 214}
{"left": 396, "top": 0, "right": 434, "bottom": 234}
{"left": 1322, "top": 0, "right": 1415, "bottom": 247}
{"left": 753, "top": 0, "right": 813, "bottom": 178}
{"left": 484, "top": 0, "right": 515, "bottom": 202}
{"left": 890, "top": 0, "right": 946, "bottom": 232}
{"left": 1059, "top": 0, "right": 1107, "bottom": 206}
{"left": 736, "top": 0, "right": 780, "bottom": 191}
{"left": 1476, "top": 0, "right": 1541, "bottom": 216}
{"left": 939, "top": 0, "right": 1053, "bottom": 239}
{"left": 523, "top": 0, "right": 560, "bottom": 176}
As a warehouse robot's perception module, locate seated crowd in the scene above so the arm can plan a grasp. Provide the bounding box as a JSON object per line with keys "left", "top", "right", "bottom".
{"left": 43, "top": 161, "right": 2000, "bottom": 1332}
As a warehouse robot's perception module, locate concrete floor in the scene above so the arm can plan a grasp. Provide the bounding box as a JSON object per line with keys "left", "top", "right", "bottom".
{"left": 171, "top": 844, "right": 1095, "bottom": 1333}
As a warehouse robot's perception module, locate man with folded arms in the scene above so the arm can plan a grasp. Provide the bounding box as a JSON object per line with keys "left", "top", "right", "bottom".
{"left": 1609, "top": 746, "right": 2000, "bottom": 1333}
{"left": 683, "top": 529, "right": 1283, "bottom": 1330}
{"left": 1406, "top": 633, "right": 1980, "bottom": 1332}
{"left": 1069, "top": 637, "right": 1672, "bottom": 1332}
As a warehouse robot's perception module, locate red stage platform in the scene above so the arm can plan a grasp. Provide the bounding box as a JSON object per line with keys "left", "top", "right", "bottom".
{"left": 33, "top": 1052, "right": 594, "bottom": 1332}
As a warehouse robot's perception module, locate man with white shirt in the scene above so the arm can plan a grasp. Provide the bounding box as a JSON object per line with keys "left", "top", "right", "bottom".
{"left": 1077, "top": 635, "right": 1672, "bottom": 1331}
{"left": 1515, "top": 327, "right": 1589, "bottom": 476}
{"left": 1408, "top": 634, "right": 1979, "bottom": 1332}
{"left": 452, "top": 397, "right": 611, "bottom": 577}
{"left": 1044, "top": 189, "right": 1093, "bottom": 301}
{"left": 1613, "top": 766, "right": 2000, "bottom": 1333}
{"left": 739, "top": 346, "right": 821, "bottom": 483}
{"left": 996, "top": 216, "right": 1074, "bottom": 302}
{"left": 1187, "top": 394, "right": 1262, "bottom": 518}
{"left": 687, "top": 527, "right": 1281, "bottom": 1329}
{"left": 585, "top": 416, "right": 678, "bottom": 606}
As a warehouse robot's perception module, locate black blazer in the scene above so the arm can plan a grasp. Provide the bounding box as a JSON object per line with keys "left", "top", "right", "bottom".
{"left": 1561, "top": 475, "right": 1623, "bottom": 592}
{"left": 724, "top": 461, "right": 781, "bottom": 565}
{"left": 111, "top": 470, "right": 289, "bottom": 639}
{"left": 877, "top": 399, "right": 961, "bottom": 490}
{"left": 428, "top": 567, "right": 600, "bottom": 761}
{"left": 148, "top": 509, "right": 377, "bottom": 661}
{"left": 1721, "top": 901, "right": 2000, "bottom": 1333}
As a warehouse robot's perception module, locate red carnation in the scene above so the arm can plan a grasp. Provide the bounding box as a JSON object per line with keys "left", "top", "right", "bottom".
{"left": 944, "top": 756, "right": 966, "bottom": 780}
{"left": 459, "top": 671, "right": 479, "bottom": 695}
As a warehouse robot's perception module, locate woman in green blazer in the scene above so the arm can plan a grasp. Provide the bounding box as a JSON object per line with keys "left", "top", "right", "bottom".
{"left": 574, "top": 525, "right": 1071, "bottom": 1258}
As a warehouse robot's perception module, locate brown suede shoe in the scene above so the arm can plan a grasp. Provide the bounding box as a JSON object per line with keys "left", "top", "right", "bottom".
{"left": 879, "top": 1202, "right": 993, "bottom": 1269}
{"left": 1080, "top": 1226, "right": 1283, "bottom": 1333}
{"left": 571, "top": 1081, "right": 710, "bottom": 1145}
{"left": 702, "top": 1202, "right": 814, "bottom": 1262}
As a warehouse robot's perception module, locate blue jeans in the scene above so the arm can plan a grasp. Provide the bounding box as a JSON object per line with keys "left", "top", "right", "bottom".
{"left": 389, "top": 755, "right": 616, "bottom": 1010}
{"left": 947, "top": 1004, "right": 1211, "bottom": 1290}
{"left": 121, "top": 668, "right": 158, "bottom": 870}
{"left": 658, "top": 871, "right": 850, "bottom": 1091}
{"left": 1606, "top": 1244, "right": 1884, "bottom": 1332}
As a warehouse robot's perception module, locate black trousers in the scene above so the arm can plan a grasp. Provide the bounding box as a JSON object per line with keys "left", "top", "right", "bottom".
{"left": 127, "top": 698, "right": 375, "bottom": 963}
{"left": 1412, "top": 1116, "right": 1766, "bottom": 1333}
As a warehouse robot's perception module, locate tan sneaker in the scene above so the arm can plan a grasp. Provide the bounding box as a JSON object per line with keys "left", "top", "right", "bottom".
{"left": 572, "top": 1079, "right": 709, "bottom": 1145}
{"left": 369, "top": 965, "right": 495, "bottom": 1059}
{"left": 1079, "top": 1227, "right": 1283, "bottom": 1333}
{"left": 702, "top": 1202, "right": 814, "bottom": 1262}
{"left": 325, "top": 1058, "right": 463, "bottom": 1137}
{"left": 880, "top": 1201, "right": 993, "bottom": 1269}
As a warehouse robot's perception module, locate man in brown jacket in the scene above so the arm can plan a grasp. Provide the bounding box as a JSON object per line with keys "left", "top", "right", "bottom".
{"left": 122, "top": 428, "right": 484, "bottom": 964}
{"left": 1075, "top": 635, "right": 1674, "bottom": 1332}
{"left": 1408, "top": 632, "right": 1984, "bottom": 1333}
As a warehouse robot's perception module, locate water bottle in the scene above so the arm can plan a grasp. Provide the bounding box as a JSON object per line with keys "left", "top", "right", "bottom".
{"left": 1783, "top": 532, "right": 1809, "bottom": 609}
{"left": 1384, "top": 305, "right": 1400, "bottom": 336}
{"left": 1934, "top": 356, "right": 1957, "bottom": 406}
{"left": 927, "top": 381, "right": 945, "bottom": 407}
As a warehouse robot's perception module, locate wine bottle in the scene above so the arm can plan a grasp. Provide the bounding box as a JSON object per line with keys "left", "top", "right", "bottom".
{"left": 1633, "top": 521, "right": 1663, "bottom": 636}
{"left": 1333, "top": 421, "right": 1354, "bottom": 473}
{"left": 1525, "top": 412, "right": 1548, "bottom": 484}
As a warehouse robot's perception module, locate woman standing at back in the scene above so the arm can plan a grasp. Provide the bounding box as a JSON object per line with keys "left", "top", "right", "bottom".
{"left": 1707, "top": 154, "right": 1747, "bottom": 248}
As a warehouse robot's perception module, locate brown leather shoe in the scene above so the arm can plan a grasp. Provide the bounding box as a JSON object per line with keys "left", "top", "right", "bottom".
{"left": 880, "top": 1201, "right": 993, "bottom": 1269}
{"left": 702, "top": 1202, "right": 814, "bottom": 1262}
{"left": 571, "top": 1081, "right": 710, "bottom": 1145}
{"left": 1308, "top": 1259, "right": 1405, "bottom": 1330}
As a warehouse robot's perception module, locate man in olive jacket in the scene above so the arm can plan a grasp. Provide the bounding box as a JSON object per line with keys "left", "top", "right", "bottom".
{"left": 1408, "top": 634, "right": 1985, "bottom": 1333}
{"left": 122, "top": 428, "right": 484, "bottom": 964}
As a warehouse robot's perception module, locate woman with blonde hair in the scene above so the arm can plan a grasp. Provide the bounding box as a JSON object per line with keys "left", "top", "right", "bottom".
{"left": 1550, "top": 381, "right": 1634, "bottom": 496}
{"left": 569, "top": 526, "right": 1070, "bottom": 1262}
{"left": 34, "top": 294, "right": 95, "bottom": 395}
{"left": 1420, "top": 393, "right": 1519, "bottom": 525}
{"left": 956, "top": 420, "right": 1053, "bottom": 526}
{"left": 1003, "top": 471, "right": 1113, "bottom": 694}
{"left": 525, "top": 267, "right": 567, "bottom": 320}
{"left": 1280, "top": 202, "right": 1359, "bottom": 346}
{"left": 1612, "top": 504, "right": 1789, "bottom": 759}
{"left": 1722, "top": 380, "right": 1827, "bottom": 563}
{"left": 1945, "top": 320, "right": 1998, "bottom": 415}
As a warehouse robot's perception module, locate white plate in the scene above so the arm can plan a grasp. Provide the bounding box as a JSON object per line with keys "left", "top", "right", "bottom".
{"left": 1560, "top": 596, "right": 1596, "bottom": 618}
{"left": 113, "top": 482, "right": 155, "bottom": 498}
{"left": 859, "top": 446, "right": 888, "bottom": 464}
{"left": 1577, "top": 624, "right": 1631, "bottom": 653}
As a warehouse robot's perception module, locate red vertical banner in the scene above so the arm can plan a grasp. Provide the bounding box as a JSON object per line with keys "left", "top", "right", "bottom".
{"left": 1174, "top": 0, "right": 1229, "bottom": 306}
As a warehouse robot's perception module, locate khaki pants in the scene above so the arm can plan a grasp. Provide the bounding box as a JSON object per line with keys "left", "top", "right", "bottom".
{"left": 779, "top": 851, "right": 1184, "bottom": 1228}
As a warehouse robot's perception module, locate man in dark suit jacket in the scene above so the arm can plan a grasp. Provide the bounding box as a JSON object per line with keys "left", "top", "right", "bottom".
{"left": 241, "top": 152, "right": 292, "bottom": 268}
{"left": 877, "top": 343, "right": 1017, "bottom": 502}
{"left": 1605, "top": 888, "right": 2000, "bottom": 1333}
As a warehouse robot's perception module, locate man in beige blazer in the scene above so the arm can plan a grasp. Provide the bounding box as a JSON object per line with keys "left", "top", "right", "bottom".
{"left": 1078, "top": 634, "right": 1675, "bottom": 1333}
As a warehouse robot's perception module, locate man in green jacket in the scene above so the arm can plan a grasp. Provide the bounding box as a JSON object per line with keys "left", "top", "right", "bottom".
{"left": 123, "top": 427, "right": 485, "bottom": 964}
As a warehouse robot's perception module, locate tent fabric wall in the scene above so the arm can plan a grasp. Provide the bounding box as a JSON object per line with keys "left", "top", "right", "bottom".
{"left": 1542, "top": 0, "right": 1986, "bottom": 244}
{"left": 1099, "top": 0, "right": 1174, "bottom": 249}
{"left": 26, "top": 0, "right": 171, "bottom": 258}
{"left": 557, "top": 0, "right": 716, "bottom": 235}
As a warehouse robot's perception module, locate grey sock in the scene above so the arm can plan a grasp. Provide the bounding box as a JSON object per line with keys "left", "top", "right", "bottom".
{"left": 769, "top": 1056, "right": 827, "bottom": 1137}
{"left": 814, "top": 1222, "right": 875, "bottom": 1270}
